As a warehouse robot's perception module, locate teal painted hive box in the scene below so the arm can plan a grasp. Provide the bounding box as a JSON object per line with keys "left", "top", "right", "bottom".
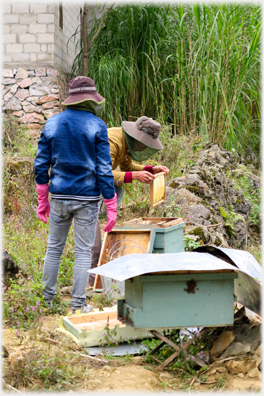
{"left": 117, "top": 272, "right": 238, "bottom": 330}
{"left": 117, "top": 217, "right": 185, "bottom": 253}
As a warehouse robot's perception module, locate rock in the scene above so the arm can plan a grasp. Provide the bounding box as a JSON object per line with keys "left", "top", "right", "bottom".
{"left": 167, "top": 144, "right": 257, "bottom": 249}
{"left": 4, "top": 90, "right": 14, "bottom": 101}
{"left": 219, "top": 342, "right": 252, "bottom": 359}
{"left": 17, "top": 78, "right": 33, "bottom": 89}
{"left": 237, "top": 373, "right": 244, "bottom": 378}
{"left": 3, "top": 78, "right": 16, "bottom": 85}
{"left": 15, "top": 68, "right": 28, "bottom": 79}
{"left": 10, "top": 84, "right": 19, "bottom": 95}
{"left": 36, "top": 68, "right": 47, "bottom": 77}
{"left": 47, "top": 68, "right": 58, "bottom": 77}
{"left": 224, "top": 320, "right": 261, "bottom": 352}
{"left": 188, "top": 203, "right": 211, "bottom": 222}
{"left": 3, "top": 69, "right": 13, "bottom": 78}
{"left": 2, "top": 250, "right": 20, "bottom": 279}
{"left": 247, "top": 367, "right": 260, "bottom": 379}
{"left": 22, "top": 104, "right": 42, "bottom": 114}
{"left": 131, "top": 356, "right": 143, "bottom": 364}
{"left": 86, "top": 288, "right": 94, "bottom": 299}
{"left": 255, "top": 344, "right": 261, "bottom": 356}
{"left": 19, "top": 113, "right": 44, "bottom": 124}
{"left": 29, "top": 85, "right": 51, "bottom": 96}
{"left": 225, "top": 355, "right": 260, "bottom": 375}
{"left": 31, "top": 77, "right": 43, "bottom": 85}
{"left": 159, "top": 372, "right": 174, "bottom": 382}
{"left": 15, "top": 89, "right": 30, "bottom": 102}
{"left": 12, "top": 111, "right": 24, "bottom": 117}
{"left": 2, "top": 345, "right": 9, "bottom": 358}
{"left": 3, "top": 96, "right": 22, "bottom": 111}
{"left": 210, "top": 331, "right": 236, "bottom": 358}
{"left": 209, "top": 367, "right": 227, "bottom": 375}
{"left": 28, "top": 71, "right": 36, "bottom": 77}
{"left": 188, "top": 225, "right": 211, "bottom": 244}
{"left": 43, "top": 101, "right": 59, "bottom": 110}
{"left": 43, "top": 110, "right": 60, "bottom": 120}
{"left": 26, "top": 96, "right": 41, "bottom": 103}
{"left": 35, "top": 94, "right": 60, "bottom": 104}
{"left": 61, "top": 286, "right": 73, "bottom": 294}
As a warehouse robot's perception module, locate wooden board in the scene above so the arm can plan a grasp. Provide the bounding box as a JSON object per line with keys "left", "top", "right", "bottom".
{"left": 150, "top": 172, "right": 166, "bottom": 207}
{"left": 93, "top": 229, "right": 155, "bottom": 291}
{"left": 66, "top": 310, "right": 126, "bottom": 332}
{"left": 61, "top": 307, "right": 156, "bottom": 347}
{"left": 119, "top": 217, "right": 184, "bottom": 229}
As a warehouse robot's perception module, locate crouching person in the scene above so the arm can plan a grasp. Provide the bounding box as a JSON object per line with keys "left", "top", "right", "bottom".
{"left": 34, "top": 76, "right": 117, "bottom": 314}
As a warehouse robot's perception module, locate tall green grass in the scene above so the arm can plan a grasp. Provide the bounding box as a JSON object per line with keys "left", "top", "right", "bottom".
{"left": 71, "top": 3, "right": 261, "bottom": 156}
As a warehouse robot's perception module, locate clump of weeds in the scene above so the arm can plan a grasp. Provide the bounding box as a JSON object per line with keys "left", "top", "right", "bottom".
{"left": 92, "top": 283, "right": 124, "bottom": 311}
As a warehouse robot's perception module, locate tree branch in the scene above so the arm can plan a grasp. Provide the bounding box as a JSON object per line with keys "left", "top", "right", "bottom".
{"left": 87, "top": 4, "right": 114, "bottom": 53}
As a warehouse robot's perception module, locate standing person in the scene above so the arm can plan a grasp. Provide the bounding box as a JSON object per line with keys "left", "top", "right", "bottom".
{"left": 89, "top": 116, "right": 169, "bottom": 287}
{"left": 34, "top": 76, "right": 117, "bottom": 314}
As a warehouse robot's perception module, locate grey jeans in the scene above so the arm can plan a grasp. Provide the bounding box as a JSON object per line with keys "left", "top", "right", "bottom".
{"left": 42, "top": 199, "right": 99, "bottom": 308}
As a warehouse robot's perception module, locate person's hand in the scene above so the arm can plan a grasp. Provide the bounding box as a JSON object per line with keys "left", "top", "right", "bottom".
{"left": 36, "top": 184, "right": 50, "bottom": 224}
{"left": 132, "top": 171, "right": 155, "bottom": 184}
{"left": 152, "top": 165, "right": 169, "bottom": 175}
{"left": 103, "top": 193, "right": 117, "bottom": 233}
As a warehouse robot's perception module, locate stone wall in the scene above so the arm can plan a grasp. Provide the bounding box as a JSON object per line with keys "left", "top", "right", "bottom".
{"left": 2, "top": 66, "right": 64, "bottom": 137}
{"left": 2, "top": 2, "right": 82, "bottom": 73}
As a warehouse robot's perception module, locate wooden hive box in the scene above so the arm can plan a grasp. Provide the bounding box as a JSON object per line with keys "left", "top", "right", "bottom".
{"left": 116, "top": 217, "right": 185, "bottom": 254}
{"left": 93, "top": 229, "right": 156, "bottom": 291}
{"left": 61, "top": 307, "right": 153, "bottom": 347}
{"left": 117, "top": 271, "right": 238, "bottom": 330}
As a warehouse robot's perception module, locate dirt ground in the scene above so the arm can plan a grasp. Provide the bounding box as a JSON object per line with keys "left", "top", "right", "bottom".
{"left": 3, "top": 315, "right": 262, "bottom": 393}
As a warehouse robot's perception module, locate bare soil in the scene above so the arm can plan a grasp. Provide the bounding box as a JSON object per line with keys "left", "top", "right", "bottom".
{"left": 3, "top": 318, "right": 262, "bottom": 393}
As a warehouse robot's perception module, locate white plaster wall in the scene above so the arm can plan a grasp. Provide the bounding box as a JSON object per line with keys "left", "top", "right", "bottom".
{"left": 2, "top": 2, "right": 83, "bottom": 73}
{"left": 54, "top": 3, "right": 83, "bottom": 73}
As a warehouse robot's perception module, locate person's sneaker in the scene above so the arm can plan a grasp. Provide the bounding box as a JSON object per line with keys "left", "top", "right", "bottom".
{"left": 72, "top": 304, "right": 93, "bottom": 315}
{"left": 46, "top": 299, "right": 53, "bottom": 308}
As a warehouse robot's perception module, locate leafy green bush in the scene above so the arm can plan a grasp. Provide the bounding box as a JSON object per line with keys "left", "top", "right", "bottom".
{"left": 2, "top": 114, "right": 37, "bottom": 158}
{"left": 71, "top": 3, "right": 260, "bottom": 156}
{"left": 183, "top": 236, "right": 201, "bottom": 251}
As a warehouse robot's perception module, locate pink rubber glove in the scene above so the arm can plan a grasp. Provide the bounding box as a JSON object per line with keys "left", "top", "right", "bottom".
{"left": 103, "top": 193, "right": 117, "bottom": 233}
{"left": 36, "top": 184, "right": 50, "bottom": 224}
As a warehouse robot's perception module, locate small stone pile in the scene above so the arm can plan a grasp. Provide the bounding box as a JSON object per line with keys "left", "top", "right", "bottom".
{"left": 156, "top": 144, "right": 261, "bottom": 249}
{"left": 203, "top": 304, "right": 262, "bottom": 382}
{"left": 2, "top": 67, "right": 62, "bottom": 137}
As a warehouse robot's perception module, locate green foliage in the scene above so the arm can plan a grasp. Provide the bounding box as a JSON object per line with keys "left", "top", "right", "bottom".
{"left": 92, "top": 283, "right": 122, "bottom": 311}
{"left": 3, "top": 212, "right": 75, "bottom": 325}
{"left": 2, "top": 114, "right": 37, "bottom": 158}
{"left": 219, "top": 204, "right": 245, "bottom": 235}
{"left": 71, "top": 4, "right": 260, "bottom": 156}
{"left": 183, "top": 235, "right": 201, "bottom": 251}
{"left": 4, "top": 346, "right": 90, "bottom": 391}
{"left": 229, "top": 164, "right": 261, "bottom": 225}
{"left": 122, "top": 127, "right": 204, "bottom": 213}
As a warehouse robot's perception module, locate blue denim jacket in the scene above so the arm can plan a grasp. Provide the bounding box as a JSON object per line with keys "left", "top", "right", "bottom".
{"left": 34, "top": 108, "right": 115, "bottom": 199}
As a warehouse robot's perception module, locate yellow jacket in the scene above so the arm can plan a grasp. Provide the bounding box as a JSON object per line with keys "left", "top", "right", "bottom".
{"left": 108, "top": 127, "right": 145, "bottom": 183}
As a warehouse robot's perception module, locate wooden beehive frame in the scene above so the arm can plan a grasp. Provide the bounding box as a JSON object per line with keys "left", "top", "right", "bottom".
{"left": 150, "top": 172, "right": 166, "bottom": 207}
{"left": 93, "top": 229, "right": 155, "bottom": 291}
{"left": 119, "top": 217, "right": 184, "bottom": 228}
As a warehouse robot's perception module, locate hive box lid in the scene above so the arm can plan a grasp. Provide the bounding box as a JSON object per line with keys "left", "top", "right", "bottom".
{"left": 89, "top": 252, "right": 237, "bottom": 282}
